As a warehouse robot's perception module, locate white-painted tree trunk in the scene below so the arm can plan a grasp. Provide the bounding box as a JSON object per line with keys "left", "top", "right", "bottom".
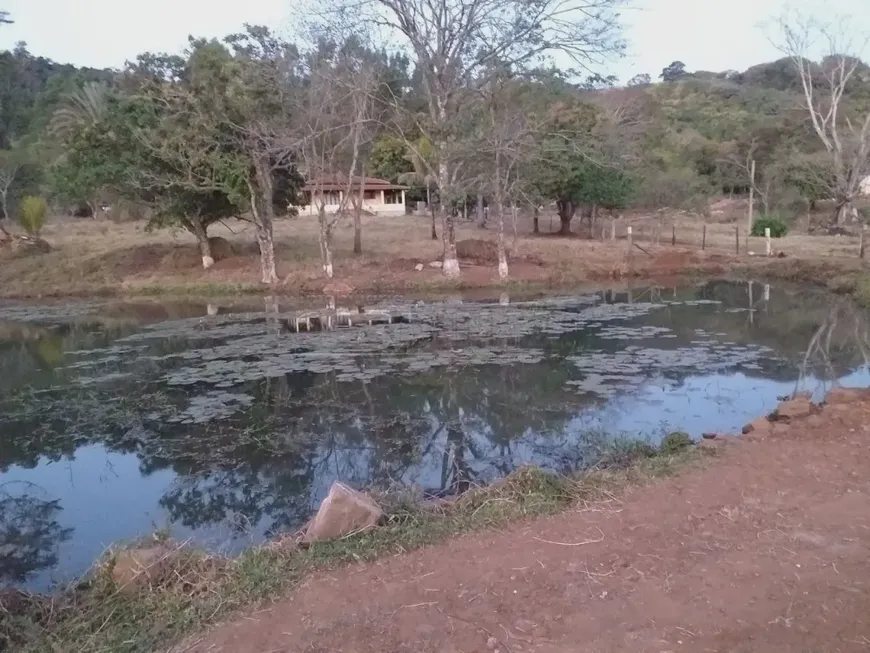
{"left": 249, "top": 173, "right": 277, "bottom": 285}
{"left": 189, "top": 219, "right": 214, "bottom": 270}
{"left": 255, "top": 223, "right": 277, "bottom": 284}
{"left": 437, "top": 99, "right": 460, "bottom": 279}
{"left": 315, "top": 204, "right": 335, "bottom": 279}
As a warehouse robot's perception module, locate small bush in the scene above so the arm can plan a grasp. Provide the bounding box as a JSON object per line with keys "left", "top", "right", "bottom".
{"left": 854, "top": 275, "right": 870, "bottom": 308}
{"left": 751, "top": 215, "right": 788, "bottom": 238}
{"left": 660, "top": 431, "right": 693, "bottom": 455}
{"left": 18, "top": 196, "right": 48, "bottom": 236}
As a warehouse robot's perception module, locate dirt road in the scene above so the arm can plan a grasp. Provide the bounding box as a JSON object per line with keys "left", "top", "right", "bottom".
{"left": 180, "top": 393, "right": 870, "bottom": 653}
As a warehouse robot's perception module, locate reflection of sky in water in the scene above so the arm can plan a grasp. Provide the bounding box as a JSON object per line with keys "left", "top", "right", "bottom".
{"left": 2, "top": 283, "right": 870, "bottom": 590}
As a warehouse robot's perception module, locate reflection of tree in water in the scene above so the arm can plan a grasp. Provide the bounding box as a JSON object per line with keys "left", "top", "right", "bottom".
{"left": 5, "top": 284, "right": 870, "bottom": 550}
{"left": 0, "top": 483, "right": 73, "bottom": 586}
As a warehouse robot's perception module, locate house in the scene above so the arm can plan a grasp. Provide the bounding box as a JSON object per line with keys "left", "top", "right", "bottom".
{"left": 298, "top": 175, "right": 408, "bottom": 216}
{"left": 861, "top": 175, "right": 870, "bottom": 196}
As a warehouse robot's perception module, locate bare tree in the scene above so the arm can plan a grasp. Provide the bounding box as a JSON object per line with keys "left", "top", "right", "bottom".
{"left": 308, "top": 0, "right": 625, "bottom": 278}
{"left": 776, "top": 12, "right": 870, "bottom": 224}
{"left": 476, "top": 72, "right": 550, "bottom": 278}
{"left": 291, "top": 43, "right": 379, "bottom": 278}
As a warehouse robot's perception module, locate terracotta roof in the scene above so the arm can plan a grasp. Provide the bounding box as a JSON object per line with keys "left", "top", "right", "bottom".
{"left": 301, "top": 174, "right": 408, "bottom": 192}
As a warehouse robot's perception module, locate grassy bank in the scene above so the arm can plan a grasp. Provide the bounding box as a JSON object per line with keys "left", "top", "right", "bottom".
{"left": 740, "top": 257, "right": 870, "bottom": 307}
{"left": 1, "top": 434, "right": 708, "bottom": 653}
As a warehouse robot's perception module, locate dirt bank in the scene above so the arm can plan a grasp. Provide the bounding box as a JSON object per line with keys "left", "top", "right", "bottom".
{"left": 178, "top": 390, "right": 870, "bottom": 653}
{"left": 0, "top": 215, "right": 737, "bottom": 299}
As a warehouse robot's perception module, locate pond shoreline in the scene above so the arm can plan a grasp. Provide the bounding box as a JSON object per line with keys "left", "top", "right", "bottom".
{"left": 0, "top": 433, "right": 707, "bottom": 652}
{"left": 2, "top": 247, "right": 867, "bottom": 310}
{"left": 2, "top": 389, "right": 864, "bottom": 652}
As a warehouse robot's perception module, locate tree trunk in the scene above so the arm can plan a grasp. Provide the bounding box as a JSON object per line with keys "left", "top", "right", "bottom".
{"left": 477, "top": 193, "right": 486, "bottom": 228}
{"left": 251, "top": 163, "right": 278, "bottom": 285}
{"left": 188, "top": 219, "right": 214, "bottom": 269}
{"left": 497, "top": 206, "right": 508, "bottom": 280}
{"left": 317, "top": 206, "right": 334, "bottom": 278}
{"left": 556, "top": 200, "right": 575, "bottom": 235}
{"left": 254, "top": 221, "right": 277, "bottom": 284}
{"left": 533, "top": 206, "right": 539, "bottom": 234}
{"left": 835, "top": 200, "right": 853, "bottom": 225}
{"left": 438, "top": 158, "right": 460, "bottom": 278}
{"left": 490, "top": 151, "right": 508, "bottom": 279}
{"left": 442, "top": 210, "right": 460, "bottom": 278}
{"left": 0, "top": 193, "right": 9, "bottom": 236}
{"left": 353, "top": 179, "right": 364, "bottom": 255}
{"left": 511, "top": 202, "right": 519, "bottom": 251}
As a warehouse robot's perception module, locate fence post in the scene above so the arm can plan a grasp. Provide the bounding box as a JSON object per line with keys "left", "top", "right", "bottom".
{"left": 610, "top": 220, "right": 616, "bottom": 241}
{"left": 627, "top": 225, "right": 633, "bottom": 268}
{"left": 671, "top": 224, "right": 676, "bottom": 246}
{"left": 765, "top": 227, "right": 772, "bottom": 257}
{"left": 702, "top": 224, "right": 707, "bottom": 251}
{"left": 735, "top": 226, "right": 740, "bottom": 255}
{"left": 860, "top": 225, "right": 866, "bottom": 259}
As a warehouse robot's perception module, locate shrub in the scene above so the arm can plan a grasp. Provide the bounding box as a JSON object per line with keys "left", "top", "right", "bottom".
{"left": 854, "top": 275, "right": 870, "bottom": 308}
{"left": 660, "top": 431, "right": 693, "bottom": 455}
{"left": 18, "top": 196, "right": 48, "bottom": 236}
{"left": 751, "top": 215, "right": 788, "bottom": 238}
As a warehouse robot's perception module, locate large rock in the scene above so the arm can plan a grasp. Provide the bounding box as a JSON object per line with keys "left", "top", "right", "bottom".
{"left": 775, "top": 397, "right": 814, "bottom": 421}
{"left": 3, "top": 235, "right": 52, "bottom": 258}
{"left": 323, "top": 281, "right": 354, "bottom": 297}
{"left": 742, "top": 417, "right": 773, "bottom": 438}
{"left": 208, "top": 236, "right": 235, "bottom": 261}
{"left": 824, "top": 387, "right": 868, "bottom": 406}
{"left": 110, "top": 544, "right": 177, "bottom": 593}
{"left": 303, "top": 482, "right": 382, "bottom": 544}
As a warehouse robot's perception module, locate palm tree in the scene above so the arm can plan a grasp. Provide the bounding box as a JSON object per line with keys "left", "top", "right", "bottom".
{"left": 48, "top": 81, "right": 109, "bottom": 142}
{"left": 398, "top": 137, "right": 438, "bottom": 240}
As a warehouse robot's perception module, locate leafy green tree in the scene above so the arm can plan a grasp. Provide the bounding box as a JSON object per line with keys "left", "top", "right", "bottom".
{"left": 542, "top": 158, "right": 634, "bottom": 234}
{"left": 52, "top": 93, "right": 242, "bottom": 266}
{"left": 659, "top": 61, "right": 687, "bottom": 82}
{"left": 627, "top": 73, "right": 651, "bottom": 87}
{"left": 369, "top": 135, "right": 413, "bottom": 183}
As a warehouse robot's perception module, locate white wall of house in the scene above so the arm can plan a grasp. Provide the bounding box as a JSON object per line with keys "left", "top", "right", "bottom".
{"left": 298, "top": 189, "right": 407, "bottom": 216}
{"left": 860, "top": 175, "right": 870, "bottom": 196}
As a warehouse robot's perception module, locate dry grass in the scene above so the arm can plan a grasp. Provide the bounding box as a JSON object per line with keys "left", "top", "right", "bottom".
{"left": 0, "top": 208, "right": 865, "bottom": 299}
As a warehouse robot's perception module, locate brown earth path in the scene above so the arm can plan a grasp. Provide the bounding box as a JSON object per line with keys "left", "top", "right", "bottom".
{"left": 178, "top": 393, "right": 870, "bottom": 653}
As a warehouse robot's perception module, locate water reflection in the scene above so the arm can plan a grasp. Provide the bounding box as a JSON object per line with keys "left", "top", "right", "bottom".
{"left": 1, "top": 280, "right": 870, "bottom": 589}
{"left": 0, "top": 483, "right": 73, "bottom": 585}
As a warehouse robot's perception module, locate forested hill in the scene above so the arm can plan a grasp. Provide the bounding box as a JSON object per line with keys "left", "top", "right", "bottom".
{"left": 0, "top": 43, "right": 114, "bottom": 148}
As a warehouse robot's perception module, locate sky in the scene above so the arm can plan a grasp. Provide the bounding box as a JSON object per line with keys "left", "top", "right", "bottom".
{"left": 1, "top": 0, "right": 868, "bottom": 83}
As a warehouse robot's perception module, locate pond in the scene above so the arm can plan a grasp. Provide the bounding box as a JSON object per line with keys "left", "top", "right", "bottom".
{"left": 2, "top": 280, "right": 869, "bottom": 591}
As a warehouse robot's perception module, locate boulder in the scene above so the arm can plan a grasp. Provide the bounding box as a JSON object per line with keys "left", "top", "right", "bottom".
{"left": 742, "top": 417, "right": 772, "bottom": 438}
{"left": 323, "top": 281, "right": 354, "bottom": 296}
{"left": 4, "top": 235, "right": 52, "bottom": 258}
{"left": 303, "top": 482, "right": 383, "bottom": 544}
{"left": 775, "top": 397, "right": 814, "bottom": 421}
{"left": 429, "top": 261, "right": 443, "bottom": 269}
{"left": 825, "top": 387, "right": 868, "bottom": 406}
{"left": 208, "top": 236, "right": 235, "bottom": 261}
{"left": 110, "top": 544, "right": 177, "bottom": 593}
{"left": 414, "top": 263, "right": 424, "bottom": 271}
